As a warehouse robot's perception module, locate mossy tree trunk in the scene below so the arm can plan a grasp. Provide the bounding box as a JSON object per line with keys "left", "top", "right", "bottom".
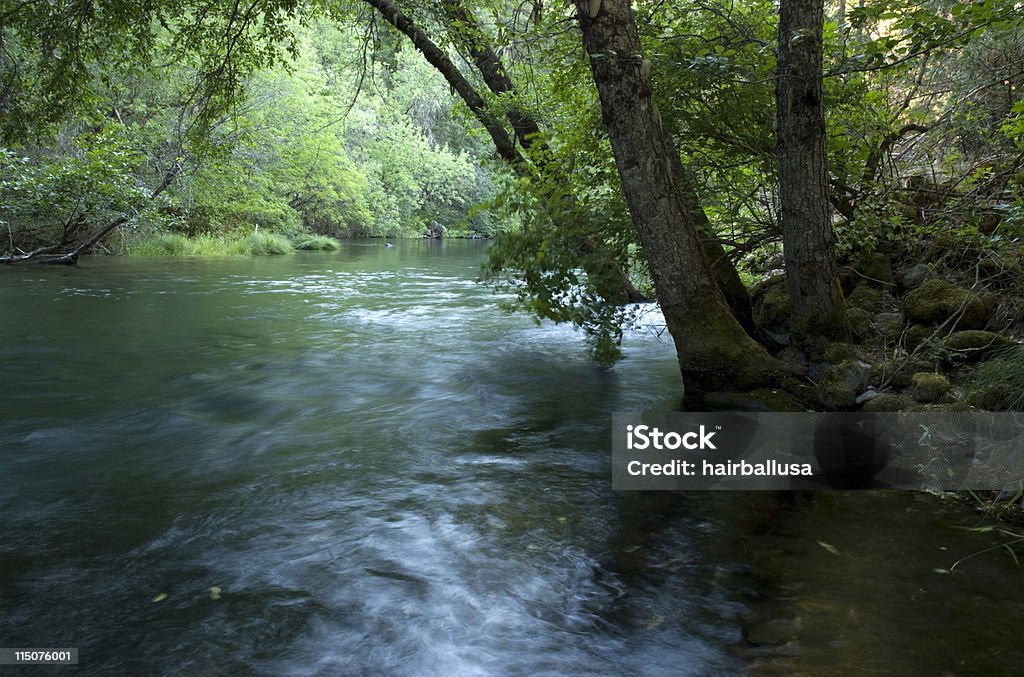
{"left": 776, "top": 0, "right": 847, "bottom": 339}
{"left": 574, "top": 0, "right": 780, "bottom": 393}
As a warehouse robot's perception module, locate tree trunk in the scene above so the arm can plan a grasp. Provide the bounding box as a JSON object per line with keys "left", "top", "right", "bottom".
{"left": 574, "top": 0, "right": 779, "bottom": 393}
{"left": 776, "top": 0, "right": 847, "bottom": 338}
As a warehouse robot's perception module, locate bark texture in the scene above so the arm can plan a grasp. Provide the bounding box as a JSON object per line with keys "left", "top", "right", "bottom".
{"left": 776, "top": 0, "right": 846, "bottom": 337}
{"left": 575, "top": 0, "right": 779, "bottom": 392}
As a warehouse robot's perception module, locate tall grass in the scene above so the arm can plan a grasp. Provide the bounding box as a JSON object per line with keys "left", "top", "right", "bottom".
{"left": 294, "top": 234, "right": 342, "bottom": 251}
{"left": 964, "top": 346, "right": 1024, "bottom": 411}
{"left": 128, "top": 231, "right": 295, "bottom": 257}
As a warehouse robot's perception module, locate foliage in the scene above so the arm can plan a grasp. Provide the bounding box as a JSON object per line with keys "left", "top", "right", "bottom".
{"left": 127, "top": 231, "right": 295, "bottom": 256}
{"left": 964, "top": 346, "right": 1024, "bottom": 411}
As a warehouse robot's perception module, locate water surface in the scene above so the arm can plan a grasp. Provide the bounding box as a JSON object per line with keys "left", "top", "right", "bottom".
{"left": 1, "top": 240, "right": 1021, "bottom": 675}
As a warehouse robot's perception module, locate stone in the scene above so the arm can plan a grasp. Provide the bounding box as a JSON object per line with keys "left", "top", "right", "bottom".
{"left": 818, "top": 360, "right": 873, "bottom": 409}
{"left": 847, "top": 284, "right": 885, "bottom": 312}
{"left": 701, "top": 388, "right": 807, "bottom": 412}
{"left": 910, "top": 372, "right": 952, "bottom": 404}
{"left": 943, "top": 330, "right": 1014, "bottom": 361}
{"left": 875, "top": 312, "right": 904, "bottom": 339}
{"left": 862, "top": 393, "right": 915, "bottom": 412}
{"left": 751, "top": 276, "right": 791, "bottom": 345}
{"left": 855, "top": 389, "right": 881, "bottom": 404}
{"left": 855, "top": 252, "right": 894, "bottom": 286}
{"left": 902, "top": 279, "right": 989, "bottom": 330}
{"left": 897, "top": 263, "right": 933, "bottom": 292}
{"left": 847, "top": 307, "right": 875, "bottom": 341}
{"left": 906, "top": 324, "right": 935, "bottom": 352}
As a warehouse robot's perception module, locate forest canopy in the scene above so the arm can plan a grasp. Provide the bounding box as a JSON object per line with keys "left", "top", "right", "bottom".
{"left": 2, "top": 0, "right": 1023, "bottom": 393}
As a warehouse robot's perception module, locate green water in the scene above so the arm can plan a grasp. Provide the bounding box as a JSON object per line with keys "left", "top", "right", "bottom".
{"left": 1, "top": 240, "right": 1022, "bottom": 675}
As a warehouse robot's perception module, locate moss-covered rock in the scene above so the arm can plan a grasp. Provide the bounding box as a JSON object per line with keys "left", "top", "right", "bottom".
{"left": 847, "top": 307, "right": 875, "bottom": 341}
{"left": 897, "top": 263, "right": 932, "bottom": 292}
{"left": 943, "top": 330, "right": 1014, "bottom": 361}
{"left": 751, "top": 276, "right": 791, "bottom": 345}
{"left": 874, "top": 360, "right": 916, "bottom": 390}
{"left": 847, "top": 284, "right": 885, "bottom": 313}
{"left": 875, "top": 312, "right": 904, "bottom": 339}
{"left": 862, "top": 393, "right": 915, "bottom": 412}
{"left": 910, "top": 372, "right": 952, "bottom": 403}
{"left": 818, "top": 360, "right": 873, "bottom": 409}
{"left": 902, "top": 279, "right": 989, "bottom": 329}
{"left": 978, "top": 254, "right": 1022, "bottom": 288}
{"left": 906, "top": 323, "right": 936, "bottom": 352}
{"left": 855, "top": 252, "right": 894, "bottom": 287}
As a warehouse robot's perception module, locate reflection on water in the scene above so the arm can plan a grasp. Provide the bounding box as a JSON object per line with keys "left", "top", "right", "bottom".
{"left": 1, "top": 240, "right": 1022, "bottom": 675}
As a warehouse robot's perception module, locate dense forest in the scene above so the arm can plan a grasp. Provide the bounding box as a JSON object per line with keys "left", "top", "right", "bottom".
{"left": 2, "top": 0, "right": 1023, "bottom": 405}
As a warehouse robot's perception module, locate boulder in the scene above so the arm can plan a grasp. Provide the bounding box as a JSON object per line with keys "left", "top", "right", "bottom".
{"left": 847, "top": 307, "right": 875, "bottom": 341}
{"left": 910, "top": 372, "right": 952, "bottom": 404}
{"left": 847, "top": 284, "right": 885, "bottom": 313}
{"left": 875, "top": 312, "right": 904, "bottom": 339}
{"left": 902, "top": 279, "right": 988, "bottom": 330}
{"left": 906, "top": 324, "right": 935, "bottom": 352}
{"left": 751, "top": 276, "right": 790, "bottom": 346}
{"left": 862, "top": 393, "right": 915, "bottom": 412}
{"left": 943, "top": 331, "right": 1014, "bottom": 361}
{"left": 855, "top": 252, "right": 894, "bottom": 287}
{"left": 818, "top": 360, "right": 874, "bottom": 409}
{"left": 897, "top": 263, "right": 933, "bottom": 292}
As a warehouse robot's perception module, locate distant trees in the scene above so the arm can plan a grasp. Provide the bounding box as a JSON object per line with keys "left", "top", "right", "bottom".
{"left": 3, "top": 0, "right": 1023, "bottom": 396}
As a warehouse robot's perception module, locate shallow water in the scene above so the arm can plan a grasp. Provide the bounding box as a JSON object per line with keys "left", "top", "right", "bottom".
{"left": 1, "top": 240, "right": 1021, "bottom": 675}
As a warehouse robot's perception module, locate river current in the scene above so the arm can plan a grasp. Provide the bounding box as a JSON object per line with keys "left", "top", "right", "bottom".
{"left": 2, "top": 240, "right": 1022, "bottom": 675}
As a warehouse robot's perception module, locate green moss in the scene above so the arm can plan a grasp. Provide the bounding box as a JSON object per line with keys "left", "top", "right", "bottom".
{"left": 943, "top": 330, "right": 1013, "bottom": 361}
{"left": 818, "top": 360, "right": 872, "bottom": 409}
{"left": 847, "top": 284, "right": 884, "bottom": 312}
{"left": 902, "top": 279, "right": 988, "bottom": 329}
{"left": 910, "top": 372, "right": 952, "bottom": 404}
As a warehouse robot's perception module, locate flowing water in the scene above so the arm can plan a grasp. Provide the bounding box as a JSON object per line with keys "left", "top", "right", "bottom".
{"left": 1, "top": 240, "right": 1022, "bottom": 675}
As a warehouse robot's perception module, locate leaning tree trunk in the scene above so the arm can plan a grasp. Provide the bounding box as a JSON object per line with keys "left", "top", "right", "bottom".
{"left": 574, "top": 0, "right": 779, "bottom": 393}
{"left": 776, "top": 0, "right": 847, "bottom": 339}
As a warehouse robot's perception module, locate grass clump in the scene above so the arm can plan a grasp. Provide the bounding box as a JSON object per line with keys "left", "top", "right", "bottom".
{"left": 964, "top": 346, "right": 1024, "bottom": 411}
{"left": 294, "top": 234, "right": 342, "bottom": 251}
{"left": 128, "top": 231, "right": 295, "bottom": 257}
{"left": 235, "top": 232, "right": 294, "bottom": 255}
{"left": 127, "top": 233, "right": 199, "bottom": 256}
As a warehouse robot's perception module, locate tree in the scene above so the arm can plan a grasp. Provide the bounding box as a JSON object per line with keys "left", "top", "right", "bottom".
{"left": 572, "top": 0, "right": 780, "bottom": 393}
{"left": 776, "top": 0, "right": 846, "bottom": 338}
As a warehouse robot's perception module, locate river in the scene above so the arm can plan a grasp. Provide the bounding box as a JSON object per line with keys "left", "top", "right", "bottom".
{"left": 2, "top": 240, "right": 1022, "bottom": 675}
